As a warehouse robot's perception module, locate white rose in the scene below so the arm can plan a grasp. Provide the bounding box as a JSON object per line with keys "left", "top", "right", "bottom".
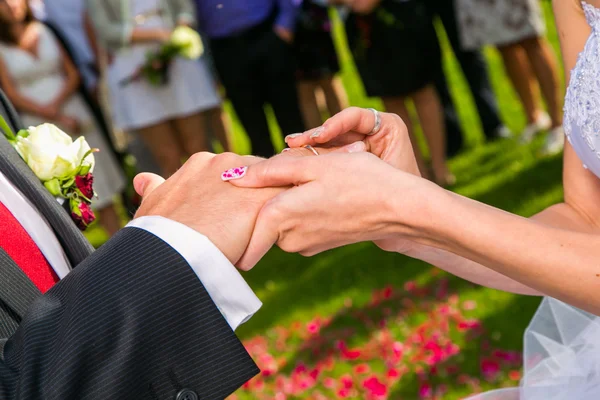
{"left": 14, "top": 123, "right": 95, "bottom": 181}
{"left": 170, "top": 26, "right": 203, "bottom": 59}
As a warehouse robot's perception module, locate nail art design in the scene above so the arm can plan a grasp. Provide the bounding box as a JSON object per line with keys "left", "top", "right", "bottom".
{"left": 221, "top": 166, "right": 247, "bottom": 181}
{"left": 284, "top": 133, "right": 303, "bottom": 143}
{"left": 310, "top": 127, "right": 325, "bottom": 138}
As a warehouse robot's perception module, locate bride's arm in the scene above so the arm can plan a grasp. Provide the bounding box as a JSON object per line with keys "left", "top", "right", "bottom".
{"left": 385, "top": 0, "right": 599, "bottom": 298}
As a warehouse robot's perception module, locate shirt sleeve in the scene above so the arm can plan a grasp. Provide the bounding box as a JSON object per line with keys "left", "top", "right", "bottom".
{"left": 275, "top": 0, "right": 301, "bottom": 32}
{"left": 126, "top": 216, "right": 262, "bottom": 331}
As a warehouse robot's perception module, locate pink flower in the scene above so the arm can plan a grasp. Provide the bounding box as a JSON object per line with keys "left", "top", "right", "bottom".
{"left": 419, "top": 383, "right": 433, "bottom": 398}
{"left": 337, "top": 341, "right": 361, "bottom": 360}
{"left": 457, "top": 319, "right": 482, "bottom": 331}
{"left": 387, "top": 368, "right": 400, "bottom": 379}
{"left": 340, "top": 374, "right": 353, "bottom": 389}
{"left": 324, "top": 377, "right": 336, "bottom": 389}
{"left": 71, "top": 201, "right": 95, "bottom": 231}
{"left": 481, "top": 358, "right": 501, "bottom": 380}
{"left": 354, "top": 364, "right": 370, "bottom": 374}
{"left": 75, "top": 173, "right": 94, "bottom": 199}
{"left": 337, "top": 388, "right": 350, "bottom": 398}
{"left": 404, "top": 281, "right": 417, "bottom": 291}
{"left": 383, "top": 286, "right": 393, "bottom": 299}
{"left": 363, "top": 376, "right": 388, "bottom": 397}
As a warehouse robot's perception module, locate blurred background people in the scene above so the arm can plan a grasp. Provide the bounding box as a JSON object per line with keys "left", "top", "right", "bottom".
{"left": 194, "top": 0, "right": 306, "bottom": 157}
{"left": 294, "top": 0, "right": 348, "bottom": 128}
{"left": 344, "top": 0, "right": 454, "bottom": 186}
{"left": 0, "top": 0, "right": 125, "bottom": 236}
{"left": 87, "top": 0, "right": 226, "bottom": 177}
{"left": 456, "top": 0, "right": 564, "bottom": 154}
{"left": 426, "top": 0, "right": 510, "bottom": 156}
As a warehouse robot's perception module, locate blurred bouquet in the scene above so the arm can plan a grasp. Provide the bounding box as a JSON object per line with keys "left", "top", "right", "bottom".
{"left": 120, "top": 26, "right": 204, "bottom": 87}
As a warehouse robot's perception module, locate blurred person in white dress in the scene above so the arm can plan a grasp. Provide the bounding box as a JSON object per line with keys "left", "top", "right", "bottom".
{"left": 87, "top": 0, "right": 230, "bottom": 177}
{"left": 0, "top": 0, "right": 126, "bottom": 236}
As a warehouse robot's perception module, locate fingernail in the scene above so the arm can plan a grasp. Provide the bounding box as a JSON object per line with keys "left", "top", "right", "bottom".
{"left": 281, "top": 148, "right": 291, "bottom": 153}
{"left": 285, "top": 133, "right": 303, "bottom": 143}
{"left": 221, "top": 166, "right": 247, "bottom": 181}
{"left": 310, "top": 127, "right": 324, "bottom": 138}
{"left": 346, "top": 141, "right": 366, "bottom": 153}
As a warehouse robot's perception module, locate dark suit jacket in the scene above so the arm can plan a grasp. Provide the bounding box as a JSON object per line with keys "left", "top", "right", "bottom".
{"left": 0, "top": 89, "right": 258, "bottom": 399}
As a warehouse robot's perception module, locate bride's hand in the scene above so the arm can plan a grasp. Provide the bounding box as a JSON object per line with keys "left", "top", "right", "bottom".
{"left": 222, "top": 152, "right": 440, "bottom": 270}
{"left": 285, "top": 107, "right": 421, "bottom": 176}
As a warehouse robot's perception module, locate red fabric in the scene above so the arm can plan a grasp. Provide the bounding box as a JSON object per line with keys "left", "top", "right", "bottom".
{"left": 0, "top": 202, "right": 59, "bottom": 293}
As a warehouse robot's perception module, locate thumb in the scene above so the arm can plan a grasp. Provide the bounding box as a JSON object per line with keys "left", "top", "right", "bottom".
{"left": 221, "top": 156, "right": 317, "bottom": 188}
{"left": 133, "top": 173, "right": 165, "bottom": 198}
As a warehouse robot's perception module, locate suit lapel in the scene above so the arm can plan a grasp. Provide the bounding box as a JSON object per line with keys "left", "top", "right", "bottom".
{"left": 0, "top": 115, "right": 94, "bottom": 268}
{"left": 0, "top": 248, "right": 40, "bottom": 321}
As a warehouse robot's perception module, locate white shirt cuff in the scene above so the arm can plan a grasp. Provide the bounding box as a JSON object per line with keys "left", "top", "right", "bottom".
{"left": 126, "top": 216, "right": 262, "bottom": 331}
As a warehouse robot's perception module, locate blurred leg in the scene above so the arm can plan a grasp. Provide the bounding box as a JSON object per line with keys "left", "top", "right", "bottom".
{"left": 319, "top": 76, "right": 347, "bottom": 116}
{"left": 498, "top": 43, "right": 541, "bottom": 124}
{"left": 521, "top": 36, "right": 563, "bottom": 128}
{"left": 382, "top": 96, "right": 431, "bottom": 180}
{"left": 97, "top": 203, "right": 121, "bottom": 237}
{"left": 137, "top": 121, "right": 184, "bottom": 177}
{"left": 434, "top": 69, "right": 464, "bottom": 157}
{"left": 436, "top": 0, "right": 503, "bottom": 136}
{"left": 172, "top": 112, "right": 210, "bottom": 157}
{"left": 207, "top": 106, "right": 232, "bottom": 152}
{"left": 412, "top": 85, "right": 454, "bottom": 187}
{"left": 297, "top": 80, "right": 323, "bottom": 129}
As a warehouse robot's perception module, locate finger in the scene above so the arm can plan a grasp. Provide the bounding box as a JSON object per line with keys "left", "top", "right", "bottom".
{"left": 332, "top": 141, "right": 367, "bottom": 154}
{"left": 133, "top": 172, "right": 165, "bottom": 198}
{"left": 285, "top": 107, "right": 377, "bottom": 146}
{"left": 280, "top": 145, "right": 357, "bottom": 157}
{"left": 236, "top": 200, "right": 282, "bottom": 270}
{"left": 221, "top": 156, "right": 317, "bottom": 188}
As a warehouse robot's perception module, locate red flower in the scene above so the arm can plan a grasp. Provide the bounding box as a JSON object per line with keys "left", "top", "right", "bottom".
{"left": 71, "top": 201, "right": 95, "bottom": 231}
{"left": 481, "top": 358, "right": 501, "bottom": 380}
{"left": 363, "top": 376, "right": 387, "bottom": 397}
{"left": 75, "top": 173, "right": 94, "bottom": 199}
{"left": 354, "top": 364, "right": 370, "bottom": 374}
{"left": 509, "top": 370, "right": 522, "bottom": 381}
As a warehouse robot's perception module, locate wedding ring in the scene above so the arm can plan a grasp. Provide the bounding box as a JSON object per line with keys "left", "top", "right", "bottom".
{"left": 367, "top": 108, "right": 382, "bottom": 136}
{"left": 304, "top": 145, "right": 319, "bottom": 156}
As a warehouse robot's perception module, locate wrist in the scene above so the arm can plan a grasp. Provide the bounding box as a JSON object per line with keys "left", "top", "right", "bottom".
{"left": 385, "top": 174, "right": 450, "bottom": 247}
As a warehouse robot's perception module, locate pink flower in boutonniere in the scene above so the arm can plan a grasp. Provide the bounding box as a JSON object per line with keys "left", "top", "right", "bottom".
{"left": 71, "top": 201, "right": 96, "bottom": 231}
{"left": 75, "top": 173, "right": 94, "bottom": 200}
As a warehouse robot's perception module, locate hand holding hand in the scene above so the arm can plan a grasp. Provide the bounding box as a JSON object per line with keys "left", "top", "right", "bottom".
{"left": 286, "top": 107, "right": 420, "bottom": 176}
{"left": 134, "top": 152, "right": 284, "bottom": 264}
{"left": 224, "top": 152, "right": 438, "bottom": 270}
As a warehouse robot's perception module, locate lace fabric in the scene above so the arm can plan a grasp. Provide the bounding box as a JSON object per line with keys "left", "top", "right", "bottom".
{"left": 563, "top": 2, "right": 600, "bottom": 175}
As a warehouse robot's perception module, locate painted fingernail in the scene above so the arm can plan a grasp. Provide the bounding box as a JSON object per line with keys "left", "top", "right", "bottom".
{"left": 221, "top": 166, "right": 247, "bottom": 181}
{"left": 346, "top": 141, "right": 366, "bottom": 153}
{"left": 310, "top": 127, "right": 325, "bottom": 138}
{"left": 281, "top": 148, "right": 291, "bottom": 153}
{"left": 284, "top": 133, "right": 303, "bottom": 143}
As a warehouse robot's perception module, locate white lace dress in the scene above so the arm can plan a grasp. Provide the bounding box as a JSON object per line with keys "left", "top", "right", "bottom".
{"left": 0, "top": 23, "right": 125, "bottom": 209}
{"left": 467, "top": 2, "right": 600, "bottom": 399}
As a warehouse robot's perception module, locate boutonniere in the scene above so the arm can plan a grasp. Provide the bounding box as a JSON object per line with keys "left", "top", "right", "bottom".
{"left": 0, "top": 116, "right": 98, "bottom": 231}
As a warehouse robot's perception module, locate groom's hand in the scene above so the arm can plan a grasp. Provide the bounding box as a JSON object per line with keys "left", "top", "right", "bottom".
{"left": 133, "top": 152, "right": 283, "bottom": 264}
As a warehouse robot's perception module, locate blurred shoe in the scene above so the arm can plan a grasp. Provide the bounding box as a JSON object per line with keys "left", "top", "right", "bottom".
{"left": 494, "top": 125, "right": 513, "bottom": 139}
{"left": 541, "top": 127, "right": 565, "bottom": 155}
{"left": 521, "top": 112, "right": 552, "bottom": 143}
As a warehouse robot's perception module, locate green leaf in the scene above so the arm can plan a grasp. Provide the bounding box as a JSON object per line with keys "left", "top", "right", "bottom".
{"left": 61, "top": 177, "right": 75, "bottom": 188}
{"left": 0, "top": 116, "right": 15, "bottom": 140}
{"left": 16, "top": 129, "right": 29, "bottom": 138}
{"left": 44, "top": 179, "right": 64, "bottom": 197}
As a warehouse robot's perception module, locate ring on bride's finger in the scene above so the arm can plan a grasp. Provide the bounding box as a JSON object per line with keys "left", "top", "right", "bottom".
{"left": 304, "top": 145, "right": 319, "bottom": 156}
{"left": 367, "top": 108, "right": 382, "bottom": 136}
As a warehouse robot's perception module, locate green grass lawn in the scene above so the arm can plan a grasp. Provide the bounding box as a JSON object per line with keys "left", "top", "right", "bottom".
{"left": 87, "top": 4, "right": 564, "bottom": 399}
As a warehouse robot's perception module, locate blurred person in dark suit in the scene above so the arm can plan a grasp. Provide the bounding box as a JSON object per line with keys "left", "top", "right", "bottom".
{"left": 194, "top": 0, "right": 306, "bottom": 157}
